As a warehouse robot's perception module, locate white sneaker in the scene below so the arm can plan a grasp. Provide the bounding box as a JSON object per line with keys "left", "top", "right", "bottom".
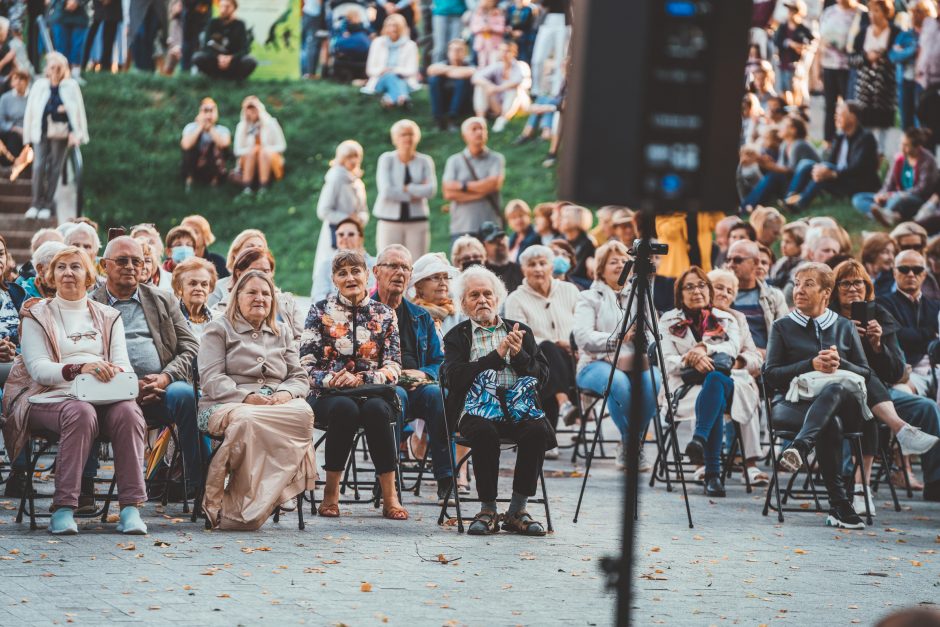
{"left": 24, "top": 206, "right": 39, "bottom": 219}
{"left": 637, "top": 447, "right": 651, "bottom": 472}
{"left": 544, "top": 447, "right": 559, "bottom": 460}
{"left": 692, "top": 466, "right": 705, "bottom": 481}
{"left": 37, "top": 208, "right": 51, "bottom": 220}
{"left": 492, "top": 117, "right": 508, "bottom": 133}
{"left": 615, "top": 443, "right": 626, "bottom": 470}
{"left": 853, "top": 489, "right": 876, "bottom": 518}
{"left": 896, "top": 424, "right": 940, "bottom": 456}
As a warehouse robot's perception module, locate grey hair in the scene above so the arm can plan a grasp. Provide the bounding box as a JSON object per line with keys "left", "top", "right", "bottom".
{"left": 461, "top": 116, "right": 487, "bottom": 135}
{"left": 453, "top": 265, "right": 508, "bottom": 316}
{"left": 707, "top": 268, "right": 739, "bottom": 292}
{"left": 376, "top": 244, "right": 413, "bottom": 266}
{"left": 519, "top": 244, "right": 555, "bottom": 266}
{"left": 64, "top": 222, "right": 101, "bottom": 252}
{"left": 32, "top": 241, "right": 68, "bottom": 269}
{"left": 30, "top": 228, "right": 64, "bottom": 252}
{"left": 450, "top": 235, "right": 485, "bottom": 266}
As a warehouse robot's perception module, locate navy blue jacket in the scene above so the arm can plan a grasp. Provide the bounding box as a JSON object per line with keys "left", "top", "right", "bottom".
{"left": 876, "top": 290, "right": 940, "bottom": 367}
{"left": 401, "top": 299, "right": 443, "bottom": 381}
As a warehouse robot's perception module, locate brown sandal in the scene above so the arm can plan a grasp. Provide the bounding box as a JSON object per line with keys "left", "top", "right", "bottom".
{"left": 382, "top": 505, "right": 409, "bottom": 520}
{"left": 317, "top": 503, "right": 341, "bottom": 517}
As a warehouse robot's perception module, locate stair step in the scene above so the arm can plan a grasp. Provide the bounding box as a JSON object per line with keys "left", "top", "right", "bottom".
{"left": 0, "top": 216, "right": 57, "bottom": 231}
{"left": 0, "top": 196, "right": 33, "bottom": 213}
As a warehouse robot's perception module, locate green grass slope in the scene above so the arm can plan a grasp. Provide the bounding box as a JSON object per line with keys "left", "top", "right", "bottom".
{"left": 81, "top": 73, "right": 557, "bottom": 294}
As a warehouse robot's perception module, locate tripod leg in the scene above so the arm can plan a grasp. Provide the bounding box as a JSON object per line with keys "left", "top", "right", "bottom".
{"left": 573, "top": 396, "right": 610, "bottom": 523}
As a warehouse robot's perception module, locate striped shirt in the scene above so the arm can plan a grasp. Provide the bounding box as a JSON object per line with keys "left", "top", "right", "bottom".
{"left": 469, "top": 317, "right": 517, "bottom": 388}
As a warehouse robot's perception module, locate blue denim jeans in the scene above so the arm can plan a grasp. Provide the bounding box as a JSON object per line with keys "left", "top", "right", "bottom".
{"left": 693, "top": 371, "right": 734, "bottom": 477}
{"left": 52, "top": 23, "right": 88, "bottom": 66}
{"left": 143, "top": 381, "right": 200, "bottom": 489}
{"left": 396, "top": 383, "right": 452, "bottom": 480}
{"left": 428, "top": 75, "right": 472, "bottom": 121}
{"left": 852, "top": 191, "right": 924, "bottom": 221}
{"left": 300, "top": 12, "right": 325, "bottom": 76}
{"left": 786, "top": 159, "right": 845, "bottom": 210}
{"left": 576, "top": 361, "right": 661, "bottom": 442}
{"left": 742, "top": 170, "right": 791, "bottom": 209}
{"left": 374, "top": 73, "right": 412, "bottom": 104}
{"left": 889, "top": 389, "right": 940, "bottom": 485}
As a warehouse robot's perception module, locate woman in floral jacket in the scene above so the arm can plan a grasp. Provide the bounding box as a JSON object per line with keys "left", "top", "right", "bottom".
{"left": 300, "top": 250, "right": 408, "bottom": 520}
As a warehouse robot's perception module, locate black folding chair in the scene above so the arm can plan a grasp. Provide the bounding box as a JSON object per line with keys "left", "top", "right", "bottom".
{"left": 435, "top": 377, "right": 553, "bottom": 534}
{"left": 566, "top": 333, "right": 619, "bottom": 463}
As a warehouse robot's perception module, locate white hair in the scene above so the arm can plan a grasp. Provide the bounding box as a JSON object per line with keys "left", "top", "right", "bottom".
{"left": 64, "top": 222, "right": 101, "bottom": 252}
{"left": 390, "top": 119, "right": 421, "bottom": 143}
{"left": 461, "top": 116, "right": 487, "bottom": 135}
{"left": 453, "top": 265, "right": 507, "bottom": 316}
{"left": 707, "top": 268, "right": 739, "bottom": 291}
{"left": 30, "top": 228, "right": 64, "bottom": 252}
{"left": 376, "top": 244, "right": 413, "bottom": 266}
{"left": 32, "top": 241, "right": 68, "bottom": 269}
{"left": 450, "top": 235, "right": 485, "bottom": 266}
{"left": 519, "top": 245, "right": 555, "bottom": 266}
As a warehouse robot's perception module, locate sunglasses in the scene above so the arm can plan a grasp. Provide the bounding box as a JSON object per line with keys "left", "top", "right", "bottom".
{"left": 898, "top": 243, "right": 923, "bottom": 251}
{"left": 897, "top": 265, "right": 925, "bottom": 275}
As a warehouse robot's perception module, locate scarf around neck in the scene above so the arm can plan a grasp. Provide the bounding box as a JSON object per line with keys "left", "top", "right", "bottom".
{"left": 670, "top": 307, "right": 726, "bottom": 342}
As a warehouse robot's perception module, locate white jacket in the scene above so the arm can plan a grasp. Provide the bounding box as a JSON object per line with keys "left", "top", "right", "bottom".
{"left": 23, "top": 78, "right": 88, "bottom": 145}
{"left": 233, "top": 104, "right": 286, "bottom": 157}
{"left": 372, "top": 151, "right": 437, "bottom": 221}
{"left": 362, "top": 36, "right": 421, "bottom": 94}
{"left": 316, "top": 165, "right": 369, "bottom": 227}
{"left": 572, "top": 280, "right": 652, "bottom": 374}
{"left": 785, "top": 370, "right": 873, "bottom": 420}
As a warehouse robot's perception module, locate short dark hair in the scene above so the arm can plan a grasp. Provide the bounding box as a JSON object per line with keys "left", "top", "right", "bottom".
{"left": 336, "top": 217, "right": 364, "bottom": 237}
{"left": 729, "top": 222, "right": 758, "bottom": 241}
{"left": 843, "top": 100, "right": 864, "bottom": 120}
{"left": 787, "top": 115, "right": 808, "bottom": 139}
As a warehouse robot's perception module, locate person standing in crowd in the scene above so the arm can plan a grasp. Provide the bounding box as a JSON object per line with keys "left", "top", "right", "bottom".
{"left": 530, "top": 0, "right": 569, "bottom": 98}
{"left": 818, "top": 0, "right": 861, "bottom": 142}
{"left": 22, "top": 53, "right": 87, "bottom": 222}
{"left": 442, "top": 117, "right": 505, "bottom": 243}
{"left": 889, "top": 1, "right": 935, "bottom": 131}
{"left": 300, "top": 0, "right": 325, "bottom": 79}
{"left": 478, "top": 220, "right": 523, "bottom": 293}
{"left": 233, "top": 96, "right": 286, "bottom": 197}
{"left": 506, "top": 0, "right": 537, "bottom": 64}
{"left": 774, "top": 0, "right": 814, "bottom": 105}
{"left": 877, "top": 248, "right": 940, "bottom": 397}
{"left": 374, "top": 119, "right": 436, "bottom": 256}
{"left": 784, "top": 101, "right": 880, "bottom": 211}
{"left": 312, "top": 140, "right": 368, "bottom": 297}
{"left": 0, "top": 69, "right": 28, "bottom": 168}
{"left": 472, "top": 42, "right": 531, "bottom": 133}
{"left": 180, "top": 0, "right": 213, "bottom": 73}
{"left": 310, "top": 217, "right": 376, "bottom": 303}
{"left": 505, "top": 199, "right": 538, "bottom": 262}
{"left": 3, "top": 246, "right": 148, "bottom": 535}
{"left": 301, "top": 250, "right": 408, "bottom": 521}
{"left": 427, "top": 39, "right": 474, "bottom": 131}
{"left": 198, "top": 270, "right": 316, "bottom": 530}
{"left": 914, "top": 2, "right": 940, "bottom": 150}
{"left": 442, "top": 265, "right": 554, "bottom": 536}
{"left": 362, "top": 14, "right": 420, "bottom": 109}
{"left": 469, "top": 0, "right": 505, "bottom": 69}
{"left": 92, "top": 236, "right": 201, "bottom": 502}
{"left": 81, "top": 0, "right": 121, "bottom": 73}
{"left": 431, "top": 0, "right": 466, "bottom": 64}
{"left": 371, "top": 245, "right": 455, "bottom": 504}
{"left": 857, "top": 128, "right": 939, "bottom": 226}
{"left": 852, "top": 0, "right": 900, "bottom": 151}
{"left": 48, "top": 0, "right": 90, "bottom": 78}
{"left": 180, "top": 98, "right": 230, "bottom": 191}
{"left": 192, "top": 0, "right": 256, "bottom": 81}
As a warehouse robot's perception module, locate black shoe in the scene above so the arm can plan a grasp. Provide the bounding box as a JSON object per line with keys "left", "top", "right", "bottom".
{"left": 924, "top": 481, "right": 940, "bottom": 502}
{"left": 512, "top": 133, "right": 534, "bottom": 146}
{"left": 704, "top": 476, "right": 726, "bottom": 497}
{"left": 685, "top": 437, "right": 705, "bottom": 466}
{"left": 826, "top": 500, "right": 865, "bottom": 529}
{"left": 436, "top": 477, "right": 454, "bottom": 506}
{"left": 75, "top": 477, "right": 97, "bottom": 515}
{"left": 3, "top": 470, "right": 27, "bottom": 498}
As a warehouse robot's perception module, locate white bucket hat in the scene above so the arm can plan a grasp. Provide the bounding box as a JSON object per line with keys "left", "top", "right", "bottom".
{"left": 408, "top": 253, "right": 459, "bottom": 298}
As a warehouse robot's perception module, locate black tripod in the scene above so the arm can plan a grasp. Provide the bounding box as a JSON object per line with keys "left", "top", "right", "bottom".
{"left": 572, "top": 240, "right": 694, "bottom": 529}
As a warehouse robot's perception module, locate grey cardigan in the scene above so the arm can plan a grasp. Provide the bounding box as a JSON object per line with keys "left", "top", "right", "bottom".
{"left": 372, "top": 151, "right": 437, "bottom": 221}
{"left": 197, "top": 315, "right": 310, "bottom": 414}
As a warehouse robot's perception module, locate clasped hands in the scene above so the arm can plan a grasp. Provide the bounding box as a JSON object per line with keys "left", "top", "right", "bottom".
{"left": 496, "top": 323, "right": 526, "bottom": 359}
{"left": 245, "top": 390, "right": 294, "bottom": 405}
{"left": 682, "top": 345, "right": 713, "bottom": 373}
{"left": 812, "top": 345, "right": 841, "bottom": 374}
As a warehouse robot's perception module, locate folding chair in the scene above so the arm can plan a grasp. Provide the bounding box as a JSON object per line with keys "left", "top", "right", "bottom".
{"left": 864, "top": 423, "right": 903, "bottom": 511}
{"left": 435, "top": 377, "right": 553, "bottom": 534}
{"left": 566, "top": 333, "right": 619, "bottom": 463}
{"left": 759, "top": 375, "right": 875, "bottom": 525}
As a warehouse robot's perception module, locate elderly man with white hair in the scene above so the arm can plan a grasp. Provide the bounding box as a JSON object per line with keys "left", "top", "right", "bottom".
{"left": 505, "top": 244, "right": 580, "bottom": 437}
{"left": 442, "top": 265, "right": 553, "bottom": 536}
{"left": 441, "top": 116, "right": 505, "bottom": 243}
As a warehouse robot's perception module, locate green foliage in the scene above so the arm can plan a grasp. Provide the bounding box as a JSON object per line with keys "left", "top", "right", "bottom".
{"left": 80, "top": 73, "right": 556, "bottom": 294}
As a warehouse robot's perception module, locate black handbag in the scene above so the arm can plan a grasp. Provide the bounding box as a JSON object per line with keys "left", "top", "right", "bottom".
{"left": 318, "top": 383, "right": 401, "bottom": 414}
{"left": 679, "top": 352, "right": 735, "bottom": 386}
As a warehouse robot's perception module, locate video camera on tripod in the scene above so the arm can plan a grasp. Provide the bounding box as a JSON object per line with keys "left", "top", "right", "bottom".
{"left": 618, "top": 239, "right": 669, "bottom": 287}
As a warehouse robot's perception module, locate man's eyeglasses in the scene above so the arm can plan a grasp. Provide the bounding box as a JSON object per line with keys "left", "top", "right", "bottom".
{"left": 105, "top": 256, "right": 145, "bottom": 268}
{"left": 897, "top": 265, "right": 926, "bottom": 276}
{"left": 376, "top": 263, "right": 412, "bottom": 273}
{"left": 837, "top": 279, "right": 866, "bottom": 290}
{"left": 726, "top": 256, "right": 752, "bottom": 265}
{"left": 682, "top": 283, "right": 709, "bottom": 293}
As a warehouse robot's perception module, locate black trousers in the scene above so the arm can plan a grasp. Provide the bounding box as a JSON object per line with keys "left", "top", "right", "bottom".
{"left": 81, "top": 19, "right": 119, "bottom": 69}
{"left": 192, "top": 51, "right": 258, "bottom": 81}
{"left": 773, "top": 383, "right": 877, "bottom": 505}
{"left": 311, "top": 395, "right": 398, "bottom": 474}
{"left": 538, "top": 340, "right": 574, "bottom": 429}
{"left": 459, "top": 415, "right": 552, "bottom": 502}
{"left": 181, "top": 145, "right": 227, "bottom": 184}
{"left": 823, "top": 68, "right": 850, "bottom": 142}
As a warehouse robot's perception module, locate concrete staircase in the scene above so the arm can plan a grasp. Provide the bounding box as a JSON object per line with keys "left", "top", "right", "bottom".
{"left": 0, "top": 168, "right": 56, "bottom": 267}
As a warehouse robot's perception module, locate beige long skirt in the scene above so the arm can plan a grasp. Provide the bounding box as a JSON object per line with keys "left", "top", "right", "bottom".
{"left": 203, "top": 398, "right": 317, "bottom": 531}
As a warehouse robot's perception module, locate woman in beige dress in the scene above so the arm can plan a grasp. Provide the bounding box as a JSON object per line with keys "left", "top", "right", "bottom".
{"left": 198, "top": 270, "right": 316, "bottom": 530}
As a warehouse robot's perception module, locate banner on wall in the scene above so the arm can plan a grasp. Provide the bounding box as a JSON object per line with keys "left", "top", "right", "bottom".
{"left": 238, "top": 0, "right": 293, "bottom": 45}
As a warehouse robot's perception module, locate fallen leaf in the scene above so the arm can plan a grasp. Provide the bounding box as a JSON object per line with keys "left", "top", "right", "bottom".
{"left": 692, "top": 535, "right": 704, "bottom": 541}
{"left": 148, "top": 606, "right": 160, "bottom": 611}
{"left": 183, "top": 585, "right": 192, "bottom": 590}
{"left": 153, "top": 541, "right": 170, "bottom": 548}
{"left": 217, "top": 594, "right": 230, "bottom": 599}
{"left": 117, "top": 542, "right": 136, "bottom": 551}
{"left": 911, "top": 561, "right": 923, "bottom": 567}
{"left": 106, "top": 514, "right": 119, "bottom": 523}
{"left": 322, "top": 560, "right": 340, "bottom": 565}
{"left": 360, "top": 582, "right": 373, "bottom": 592}
{"left": 40, "top": 573, "right": 55, "bottom": 578}
{"left": 9, "top": 549, "right": 20, "bottom": 555}
{"left": 793, "top": 549, "right": 807, "bottom": 555}
{"left": 650, "top": 547, "right": 661, "bottom": 553}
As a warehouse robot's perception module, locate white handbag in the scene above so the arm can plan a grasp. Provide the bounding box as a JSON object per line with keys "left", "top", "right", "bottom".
{"left": 69, "top": 372, "right": 139, "bottom": 405}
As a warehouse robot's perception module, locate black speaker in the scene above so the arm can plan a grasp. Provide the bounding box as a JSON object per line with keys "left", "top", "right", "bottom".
{"left": 558, "top": 0, "right": 753, "bottom": 212}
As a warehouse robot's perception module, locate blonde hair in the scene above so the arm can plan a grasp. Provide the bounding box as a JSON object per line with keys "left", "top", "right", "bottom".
{"left": 504, "top": 198, "right": 531, "bottom": 218}
{"left": 382, "top": 13, "right": 410, "bottom": 38}
{"left": 390, "top": 119, "right": 421, "bottom": 144}
{"left": 43, "top": 52, "right": 69, "bottom": 82}
{"left": 181, "top": 214, "right": 216, "bottom": 247}
{"left": 172, "top": 256, "right": 218, "bottom": 296}
{"left": 330, "top": 139, "right": 363, "bottom": 169}
{"left": 226, "top": 229, "right": 268, "bottom": 271}
{"left": 594, "top": 240, "right": 630, "bottom": 279}
{"left": 227, "top": 270, "right": 280, "bottom": 336}
{"left": 45, "top": 246, "right": 98, "bottom": 290}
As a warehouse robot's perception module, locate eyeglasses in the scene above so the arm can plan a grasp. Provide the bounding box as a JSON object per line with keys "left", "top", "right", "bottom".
{"left": 104, "top": 256, "right": 145, "bottom": 268}
{"left": 898, "top": 243, "right": 923, "bottom": 252}
{"left": 682, "top": 283, "right": 709, "bottom": 293}
{"left": 376, "top": 263, "right": 412, "bottom": 273}
{"left": 897, "top": 265, "right": 926, "bottom": 276}
{"left": 838, "top": 279, "right": 866, "bottom": 290}
{"left": 726, "top": 256, "right": 753, "bottom": 265}
{"left": 201, "top": 106, "right": 215, "bottom": 112}
{"left": 67, "top": 330, "right": 98, "bottom": 344}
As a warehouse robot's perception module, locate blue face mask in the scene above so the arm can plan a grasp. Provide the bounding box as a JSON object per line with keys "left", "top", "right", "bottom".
{"left": 172, "top": 245, "right": 195, "bottom": 264}
{"left": 553, "top": 256, "right": 571, "bottom": 276}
